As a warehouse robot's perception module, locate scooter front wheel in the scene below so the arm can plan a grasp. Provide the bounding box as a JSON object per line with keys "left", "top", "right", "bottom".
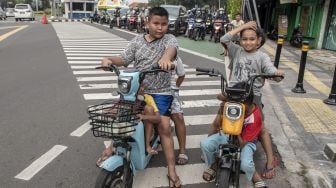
{"left": 95, "top": 166, "right": 133, "bottom": 188}
{"left": 217, "top": 168, "right": 231, "bottom": 188}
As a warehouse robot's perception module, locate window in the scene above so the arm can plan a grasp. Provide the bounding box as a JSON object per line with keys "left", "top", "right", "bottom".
{"left": 72, "top": 3, "right": 83, "bottom": 11}
{"left": 86, "top": 3, "right": 93, "bottom": 11}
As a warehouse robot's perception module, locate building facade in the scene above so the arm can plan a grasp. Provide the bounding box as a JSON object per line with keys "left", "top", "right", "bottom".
{"left": 257, "top": 0, "right": 335, "bottom": 51}
{"left": 62, "top": 0, "right": 98, "bottom": 19}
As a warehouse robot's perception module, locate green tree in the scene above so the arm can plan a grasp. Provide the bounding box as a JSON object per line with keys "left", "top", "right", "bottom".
{"left": 226, "top": 0, "right": 241, "bottom": 17}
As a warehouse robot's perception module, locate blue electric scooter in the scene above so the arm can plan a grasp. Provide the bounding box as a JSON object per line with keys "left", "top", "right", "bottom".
{"left": 88, "top": 64, "right": 168, "bottom": 188}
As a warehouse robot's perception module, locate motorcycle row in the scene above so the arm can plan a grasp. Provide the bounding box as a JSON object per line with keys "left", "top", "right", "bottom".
{"left": 90, "top": 7, "right": 234, "bottom": 43}
{"left": 184, "top": 8, "right": 233, "bottom": 43}
{"left": 90, "top": 7, "right": 148, "bottom": 33}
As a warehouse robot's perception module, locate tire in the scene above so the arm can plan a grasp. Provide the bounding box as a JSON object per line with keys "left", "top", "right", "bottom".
{"left": 109, "top": 21, "right": 113, "bottom": 29}
{"left": 217, "top": 168, "right": 231, "bottom": 188}
{"left": 95, "top": 166, "right": 133, "bottom": 188}
{"left": 193, "top": 29, "right": 198, "bottom": 41}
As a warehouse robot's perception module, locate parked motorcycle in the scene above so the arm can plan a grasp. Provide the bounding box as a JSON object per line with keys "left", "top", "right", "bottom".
{"left": 88, "top": 64, "right": 169, "bottom": 188}
{"left": 290, "top": 25, "right": 303, "bottom": 48}
{"left": 196, "top": 67, "right": 283, "bottom": 188}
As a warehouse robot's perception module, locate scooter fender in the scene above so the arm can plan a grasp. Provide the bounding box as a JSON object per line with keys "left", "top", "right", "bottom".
{"left": 100, "top": 155, "right": 124, "bottom": 172}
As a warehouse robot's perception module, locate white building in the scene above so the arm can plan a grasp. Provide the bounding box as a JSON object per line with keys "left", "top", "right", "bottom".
{"left": 62, "top": 0, "right": 98, "bottom": 19}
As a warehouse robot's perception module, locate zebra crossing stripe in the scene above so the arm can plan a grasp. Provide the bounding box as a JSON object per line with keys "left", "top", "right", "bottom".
{"left": 68, "top": 61, "right": 101, "bottom": 64}
{"left": 63, "top": 45, "right": 127, "bottom": 48}
{"left": 79, "top": 80, "right": 219, "bottom": 90}
{"left": 66, "top": 53, "right": 120, "bottom": 56}
{"left": 133, "top": 163, "right": 207, "bottom": 188}
{"left": 71, "top": 65, "right": 98, "bottom": 69}
{"left": 67, "top": 57, "right": 104, "bottom": 60}
{"left": 184, "top": 114, "right": 216, "bottom": 126}
{"left": 64, "top": 50, "right": 124, "bottom": 53}
{"left": 60, "top": 39, "right": 126, "bottom": 42}
{"left": 183, "top": 99, "right": 220, "bottom": 108}
{"left": 76, "top": 74, "right": 211, "bottom": 81}
{"left": 73, "top": 68, "right": 195, "bottom": 75}
{"left": 77, "top": 76, "right": 117, "bottom": 82}
{"left": 83, "top": 92, "right": 220, "bottom": 101}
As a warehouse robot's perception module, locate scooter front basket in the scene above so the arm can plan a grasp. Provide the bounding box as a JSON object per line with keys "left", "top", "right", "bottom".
{"left": 88, "top": 99, "right": 144, "bottom": 138}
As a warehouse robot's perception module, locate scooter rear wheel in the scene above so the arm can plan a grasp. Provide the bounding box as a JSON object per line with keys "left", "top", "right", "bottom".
{"left": 95, "top": 166, "right": 133, "bottom": 188}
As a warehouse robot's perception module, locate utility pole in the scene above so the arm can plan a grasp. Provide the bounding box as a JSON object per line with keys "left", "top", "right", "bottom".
{"left": 35, "top": 0, "right": 38, "bottom": 11}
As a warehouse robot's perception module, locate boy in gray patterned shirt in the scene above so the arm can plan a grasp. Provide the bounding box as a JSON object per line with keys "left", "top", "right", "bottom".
{"left": 101, "top": 7, "right": 182, "bottom": 187}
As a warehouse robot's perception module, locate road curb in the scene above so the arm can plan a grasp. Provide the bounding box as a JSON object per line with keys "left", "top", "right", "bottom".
{"left": 48, "top": 19, "right": 90, "bottom": 22}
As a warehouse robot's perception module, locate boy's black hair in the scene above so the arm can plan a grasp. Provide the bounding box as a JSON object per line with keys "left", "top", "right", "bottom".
{"left": 148, "top": 7, "right": 169, "bottom": 20}
{"left": 240, "top": 27, "right": 266, "bottom": 49}
{"left": 231, "top": 82, "right": 254, "bottom": 106}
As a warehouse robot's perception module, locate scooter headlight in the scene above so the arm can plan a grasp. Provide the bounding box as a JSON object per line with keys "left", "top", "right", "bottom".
{"left": 118, "top": 76, "right": 132, "bottom": 94}
{"left": 225, "top": 103, "right": 243, "bottom": 120}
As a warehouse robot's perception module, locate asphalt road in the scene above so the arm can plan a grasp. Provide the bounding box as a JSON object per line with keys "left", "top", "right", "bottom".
{"left": 0, "top": 21, "right": 293, "bottom": 188}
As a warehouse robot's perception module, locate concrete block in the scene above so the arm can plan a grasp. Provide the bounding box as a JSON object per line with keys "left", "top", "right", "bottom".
{"left": 324, "top": 143, "right": 336, "bottom": 162}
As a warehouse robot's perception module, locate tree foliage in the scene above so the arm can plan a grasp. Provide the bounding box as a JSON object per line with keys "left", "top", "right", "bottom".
{"left": 226, "top": 0, "right": 241, "bottom": 16}
{"left": 149, "top": 0, "right": 227, "bottom": 10}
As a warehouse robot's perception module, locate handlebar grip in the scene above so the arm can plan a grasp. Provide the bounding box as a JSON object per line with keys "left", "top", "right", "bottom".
{"left": 196, "top": 67, "right": 212, "bottom": 73}
{"left": 262, "top": 75, "right": 284, "bottom": 79}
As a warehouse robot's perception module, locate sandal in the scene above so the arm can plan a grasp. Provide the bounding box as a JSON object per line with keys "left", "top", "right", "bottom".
{"left": 167, "top": 174, "right": 182, "bottom": 188}
{"left": 176, "top": 153, "right": 188, "bottom": 165}
{"left": 262, "top": 156, "right": 279, "bottom": 179}
{"left": 254, "top": 180, "right": 268, "bottom": 188}
{"left": 202, "top": 167, "right": 216, "bottom": 182}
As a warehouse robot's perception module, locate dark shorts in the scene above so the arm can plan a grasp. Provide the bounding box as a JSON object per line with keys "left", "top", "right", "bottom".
{"left": 149, "top": 94, "right": 173, "bottom": 116}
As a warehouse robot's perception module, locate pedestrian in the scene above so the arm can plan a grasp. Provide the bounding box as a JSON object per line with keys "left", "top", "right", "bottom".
{"left": 99, "top": 7, "right": 182, "bottom": 188}
{"left": 171, "top": 56, "right": 188, "bottom": 165}
{"left": 230, "top": 13, "right": 245, "bottom": 43}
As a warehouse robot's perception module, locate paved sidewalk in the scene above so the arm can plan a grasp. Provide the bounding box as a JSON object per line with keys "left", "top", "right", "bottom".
{"left": 261, "top": 40, "right": 336, "bottom": 188}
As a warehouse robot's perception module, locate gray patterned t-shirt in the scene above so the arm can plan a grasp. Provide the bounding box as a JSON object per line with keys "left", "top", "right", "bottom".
{"left": 120, "top": 34, "right": 178, "bottom": 94}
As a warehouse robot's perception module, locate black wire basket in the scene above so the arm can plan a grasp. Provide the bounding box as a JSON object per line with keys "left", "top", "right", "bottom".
{"left": 87, "top": 100, "right": 144, "bottom": 138}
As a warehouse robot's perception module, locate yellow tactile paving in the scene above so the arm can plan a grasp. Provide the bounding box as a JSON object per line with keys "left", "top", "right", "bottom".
{"left": 285, "top": 97, "right": 336, "bottom": 134}
{"left": 263, "top": 45, "right": 331, "bottom": 96}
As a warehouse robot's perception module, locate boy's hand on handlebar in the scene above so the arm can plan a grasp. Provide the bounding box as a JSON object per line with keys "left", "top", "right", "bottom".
{"left": 158, "top": 57, "right": 172, "bottom": 71}
{"left": 272, "top": 70, "right": 285, "bottom": 82}
{"left": 101, "top": 57, "right": 112, "bottom": 70}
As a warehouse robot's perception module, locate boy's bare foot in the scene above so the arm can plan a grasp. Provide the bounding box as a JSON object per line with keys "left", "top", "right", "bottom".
{"left": 96, "top": 146, "right": 113, "bottom": 167}
{"left": 146, "top": 147, "right": 158, "bottom": 155}
{"left": 262, "top": 156, "right": 279, "bottom": 179}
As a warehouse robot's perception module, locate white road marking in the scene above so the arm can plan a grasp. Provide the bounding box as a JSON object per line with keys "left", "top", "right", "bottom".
{"left": 73, "top": 70, "right": 112, "bottom": 75}
{"left": 133, "top": 163, "right": 207, "bottom": 188}
{"left": 64, "top": 47, "right": 126, "bottom": 50}
{"left": 71, "top": 65, "right": 98, "bottom": 69}
{"left": 61, "top": 41, "right": 128, "bottom": 44}
{"left": 15, "top": 145, "right": 67, "bottom": 181}
{"left": 77, "top": 76, "right": 117, "bottom": 81}
{"left": 68, "top": 61, "right": 101, "bottom": 64}
{"left": 67, "top": 57, "right": 104, "bottom": 60}
{"left": 70, "top": 121, "right": 91, "bottom": 137}
{"left": 66, "top": 53, "right": 120, "bottom": 56}
{"left": 80, "top": 83, "right": 118, "bottom": 89}
{"left": 60, "top": 39, "right": 127, "bottom": 42}
{"left": 184, "top": 114, "right": 216, "bottom": 126}
{"left": 63, "top": 45, "right": 126, "bottom": 48}
{"left": 64, "top": 50, "right": 123, "bottom": 53}
{"left": 79, "top": 80, "right": 220, "bottom": 90}
{"left": 83, "top": 93, "right": 119, "bottom": 100}
{"left": 76, "top": 74, "right": 211, "bottom": 82}
{"left": 183, "top": 99, "right": 220, "bottom": 108}
{"left": 83, "top": 89, "right": 220, "bottom": 100}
